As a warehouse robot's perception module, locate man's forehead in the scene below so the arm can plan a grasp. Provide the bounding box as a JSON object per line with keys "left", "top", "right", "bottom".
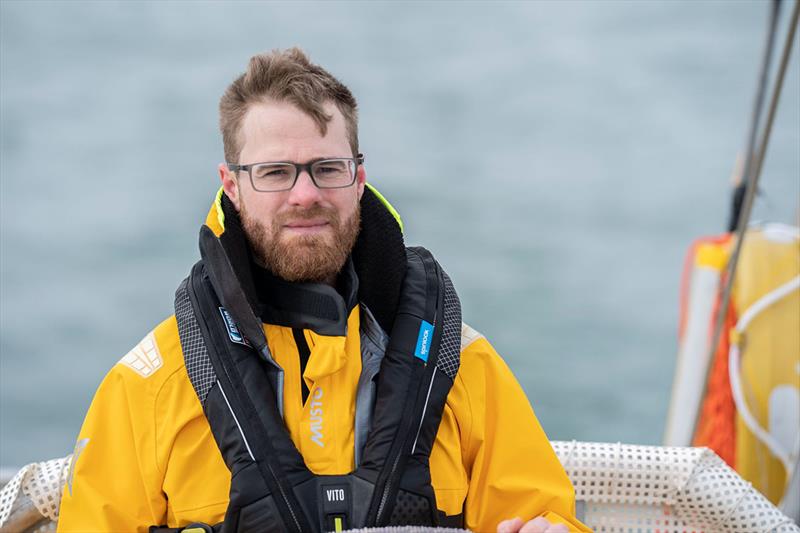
{"left": 238, "top": 100, "right": 348, "bottom": 161}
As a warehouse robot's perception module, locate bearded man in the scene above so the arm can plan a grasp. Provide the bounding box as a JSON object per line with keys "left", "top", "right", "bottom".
{"left": 57, "top": 49, "right": 590, "bottom": 533}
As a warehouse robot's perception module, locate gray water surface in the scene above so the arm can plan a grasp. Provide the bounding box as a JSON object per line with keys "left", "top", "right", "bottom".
{"left": 1, "top": 0, "right": 798, "bottom": 467}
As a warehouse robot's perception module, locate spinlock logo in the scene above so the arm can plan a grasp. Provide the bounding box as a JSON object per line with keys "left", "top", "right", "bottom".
{"left": 414, "top": 320, "right": 435, "bottom": 362}
{"left": 219, "top": 307, "right": 250, "bottom": 347}
{"left": 309, "top": 387, "right": 324, "bottom": 447}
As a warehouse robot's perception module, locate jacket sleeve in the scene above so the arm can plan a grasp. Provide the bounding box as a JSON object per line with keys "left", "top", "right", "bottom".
{"left": 456, "top": 333, "right": 591, "bottom": 532}
{"left": 57, "top": 329, "right": 172, "bottom": 533}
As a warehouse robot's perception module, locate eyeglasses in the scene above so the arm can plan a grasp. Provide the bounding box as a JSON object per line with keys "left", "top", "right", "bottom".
{"left": 227, "top": 154, "right": 364, "bottom": 192}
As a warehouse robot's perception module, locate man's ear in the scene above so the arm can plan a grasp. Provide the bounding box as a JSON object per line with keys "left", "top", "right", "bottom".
{"left": 219, "top": 163, "right": 241, "bottom": 211}
{"left": 356, "top": 163, "right": 366, "bottom": 201}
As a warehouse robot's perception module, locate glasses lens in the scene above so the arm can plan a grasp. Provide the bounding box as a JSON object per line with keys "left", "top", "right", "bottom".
{"left": 250, "top": 163, "right": 296, "bottom": 192}
{"left": 311, "top": 159, "right": 356, "bottom": 188}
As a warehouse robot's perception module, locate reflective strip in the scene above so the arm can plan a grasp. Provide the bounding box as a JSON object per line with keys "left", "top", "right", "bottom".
{"left": 217, "top": 380, "right": 256, "bottom": 462}
{"left": 119, "top": 332, "right": 163, "bottom": 378}
{"left": 365, "top": 183, "right": 403, "bottom": 233}
{"left": 214, "top": 186, "right": 226, "bottom": 231}
{"left": 460, "top": 322, "right": 485, "bottom": 351}
{"left": 411, "top": 371, "right": 436, "bottom": 455}
{"left": 66, "top": 438, "right": 89, "bottom": 496}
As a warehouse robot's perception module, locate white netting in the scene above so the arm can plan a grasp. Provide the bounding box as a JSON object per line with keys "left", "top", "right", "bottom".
{"left": 552, "top": 440, "right": 800, "bottom": 532}
{"left": 0, "top": 456, "right": 70, "bottom": 530}
{"left": 0, "top": 464, "right": 27, "bottom": 526}
{"left": 21, "top": 457, "right": 70, "bottom": 522}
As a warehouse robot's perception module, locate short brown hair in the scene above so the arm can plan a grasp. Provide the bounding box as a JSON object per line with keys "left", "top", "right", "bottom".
{"left": 219, "top": 48, "right": 359, "bottom": 164}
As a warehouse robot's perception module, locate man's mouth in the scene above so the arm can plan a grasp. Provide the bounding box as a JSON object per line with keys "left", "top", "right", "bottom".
{"left": 282, "top": 219, "right": 330, "bottom": 234}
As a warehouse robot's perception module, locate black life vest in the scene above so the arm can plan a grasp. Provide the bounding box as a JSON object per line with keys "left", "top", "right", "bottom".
{"left": 163, "top": 189, "right": 464, "bottom": 532}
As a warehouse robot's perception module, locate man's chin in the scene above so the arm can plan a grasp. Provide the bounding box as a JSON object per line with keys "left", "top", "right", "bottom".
{"left": 277, "top": 232, "right": 333, "bottom": 250}
{"left": 265, "top": 235, "right": 343, "bottom": 282}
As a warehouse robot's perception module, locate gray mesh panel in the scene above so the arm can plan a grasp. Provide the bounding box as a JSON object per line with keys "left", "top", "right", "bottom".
{"left": 174, "top": 278, "right": 217, "bottom": 406}
{"left": 436, "top": 272, "right": 461, "bottom": 380}
{"left": 386, "top": 490, "right": 432, "bottom": 525}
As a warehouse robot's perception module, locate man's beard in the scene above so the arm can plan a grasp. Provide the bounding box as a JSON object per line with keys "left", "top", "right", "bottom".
{"left": 240, "top": 200, "right": 361, "bottom": 284}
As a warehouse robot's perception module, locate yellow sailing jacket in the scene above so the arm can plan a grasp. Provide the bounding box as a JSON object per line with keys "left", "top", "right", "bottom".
{"left": 57, "top": 310, "right": 589, "bottom": 532}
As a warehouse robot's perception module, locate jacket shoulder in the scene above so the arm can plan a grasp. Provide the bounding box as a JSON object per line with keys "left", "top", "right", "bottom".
{"left": 451, "top": 322, "right": 537, "bottom": 458}
{"left": 458, "top": 322, "right": 503, "bottom": 378}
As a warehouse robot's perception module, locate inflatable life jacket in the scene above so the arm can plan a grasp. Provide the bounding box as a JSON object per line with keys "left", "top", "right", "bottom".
{"left": 162, "top": 186, "right": 465, "bottom": 532}
{"left": 665, "top": 223, "right": 800, "bottom": 512}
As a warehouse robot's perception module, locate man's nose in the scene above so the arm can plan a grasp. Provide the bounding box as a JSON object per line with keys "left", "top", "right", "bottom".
{"left": 287, "top": 170, "right": 323, "bottom": 206}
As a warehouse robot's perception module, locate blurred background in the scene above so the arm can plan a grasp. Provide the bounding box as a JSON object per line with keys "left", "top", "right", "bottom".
{"left": 1, "top": 0, "right": 798, "bottom": 468}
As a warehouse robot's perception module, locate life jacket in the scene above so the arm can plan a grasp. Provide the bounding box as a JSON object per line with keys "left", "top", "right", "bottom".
{"left": 159, "top": 186, "right": 465, "bottom": 532}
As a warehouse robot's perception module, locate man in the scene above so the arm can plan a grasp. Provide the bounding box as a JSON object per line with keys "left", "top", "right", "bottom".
{"left": 57, "top": 48, "right": 589, "bottom": 533}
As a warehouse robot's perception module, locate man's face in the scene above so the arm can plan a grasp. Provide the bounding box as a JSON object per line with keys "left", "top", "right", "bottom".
{"left": 219, "top": 100, "right": 365, "bottom": 284}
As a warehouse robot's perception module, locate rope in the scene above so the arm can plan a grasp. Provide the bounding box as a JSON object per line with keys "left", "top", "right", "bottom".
{"left": 727, "top": 275, "right": 800, "bottom": 475}
{"left": 736, "top": 275, "right": 800, "bottom": 331}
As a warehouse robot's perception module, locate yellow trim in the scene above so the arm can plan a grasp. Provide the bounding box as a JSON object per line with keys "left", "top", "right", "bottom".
{"left": 366, "top": 183, "right": 404, "bottom": 233}
{"left": 203, "top": 187, "right": 226, "bottom": 237}
{"left": 334, "top": 516, "right": 343, "bottom": 532}
{"left": 215, "top": 187, "right": 226, "bottom": 231}
{"left": 182, "top": 529, "right": 206, "bottom": 533}
{"left": 695, "top": 242, "right": 728, "bottom": 270}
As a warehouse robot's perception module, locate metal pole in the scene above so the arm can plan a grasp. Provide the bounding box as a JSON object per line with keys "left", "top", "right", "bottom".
{"left": 727, "top": 0, "right": 781, "bottom": 233}
{"left": 693, "top": 0, "right": 800, "bottom": 442}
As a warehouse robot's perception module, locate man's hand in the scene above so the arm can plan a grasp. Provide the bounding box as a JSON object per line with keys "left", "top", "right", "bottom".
{"left": 497, "top": 516, "right": 570, "bottom": 533}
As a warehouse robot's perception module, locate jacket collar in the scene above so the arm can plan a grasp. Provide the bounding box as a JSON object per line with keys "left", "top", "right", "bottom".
{"left": 200, "top": 184, "right": 407, "bottom": 339}
{"left": 252, "top": 257, "right": 359, "bottom": 336}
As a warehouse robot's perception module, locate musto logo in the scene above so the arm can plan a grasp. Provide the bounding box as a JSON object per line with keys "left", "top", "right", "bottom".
{"left": 309, "top": 387, "right": 324, "bottom": 447}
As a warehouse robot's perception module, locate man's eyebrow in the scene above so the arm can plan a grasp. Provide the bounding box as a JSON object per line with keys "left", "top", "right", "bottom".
{"left": 250, "top": 156, "right": 352, "bottom": 164}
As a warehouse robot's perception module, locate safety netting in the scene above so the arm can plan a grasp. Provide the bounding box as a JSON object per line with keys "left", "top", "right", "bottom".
{"left": 552, "top": 440, "right": 799, "bottom": 532}
{"left": 0, "top": 455, "right": 68, "bottom": 532}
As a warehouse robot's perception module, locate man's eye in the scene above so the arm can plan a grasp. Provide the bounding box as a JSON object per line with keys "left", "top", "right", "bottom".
{"left": 256, "top": 167, "right": 289, "bottom": 179}
{"left": 316, "top": 162, "right": 347, "bottom": 175}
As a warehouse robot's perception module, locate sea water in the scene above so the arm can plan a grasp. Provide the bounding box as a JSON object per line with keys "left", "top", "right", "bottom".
{"left": 1, "top": 0, "right": 798, "bottom": 467}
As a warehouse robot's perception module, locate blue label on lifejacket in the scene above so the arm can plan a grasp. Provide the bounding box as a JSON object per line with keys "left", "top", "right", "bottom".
{"left": 414, "top": 320, "right": 434, "bottom": 362}
{"left": 219, "top": 307, "right": 250, "bottom": 347}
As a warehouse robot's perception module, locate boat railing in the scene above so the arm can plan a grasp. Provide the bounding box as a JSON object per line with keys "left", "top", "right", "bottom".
{"left": 1, "top": 441, "right": 798, "bottom": 532}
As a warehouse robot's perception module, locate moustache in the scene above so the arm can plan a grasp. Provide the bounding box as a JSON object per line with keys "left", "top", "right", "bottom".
{"left": 275, "top": 206, "right": 339, "bottom": 226}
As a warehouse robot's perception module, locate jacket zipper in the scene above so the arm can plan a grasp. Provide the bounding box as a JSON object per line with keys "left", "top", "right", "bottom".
{"left": 375, "top": 451, "right": 403, "bottom": 523}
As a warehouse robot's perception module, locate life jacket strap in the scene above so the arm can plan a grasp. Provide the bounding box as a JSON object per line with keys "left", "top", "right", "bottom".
{"left": 149, "top": 522, "right": 218, "bottom": 533}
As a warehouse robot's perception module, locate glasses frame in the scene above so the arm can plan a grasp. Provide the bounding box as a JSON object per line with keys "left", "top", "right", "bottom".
{"left": 228, "top": 154, "right": 365, "bottom": 192}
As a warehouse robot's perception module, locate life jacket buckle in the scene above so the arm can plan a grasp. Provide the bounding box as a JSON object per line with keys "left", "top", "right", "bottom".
{"left": 183, "top": 522, "right": 214, "bottom": 533}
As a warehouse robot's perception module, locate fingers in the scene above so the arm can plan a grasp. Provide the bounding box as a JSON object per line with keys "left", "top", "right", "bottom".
{"left": 519, "top": 517, "right": 550, "bottom": 533}
{"left": 498, "top": 516, "right": 571, "bottom": 533}
{"left": 497, "top": 517, "right": 525, "bottom": 533}
{"left": 519, "top": 516, "right": 570, "bottom": 533}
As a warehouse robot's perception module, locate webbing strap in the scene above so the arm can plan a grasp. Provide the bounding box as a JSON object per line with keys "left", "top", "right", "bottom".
{"left": 149, "top": 523, "right": 217, "bottom": 533}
